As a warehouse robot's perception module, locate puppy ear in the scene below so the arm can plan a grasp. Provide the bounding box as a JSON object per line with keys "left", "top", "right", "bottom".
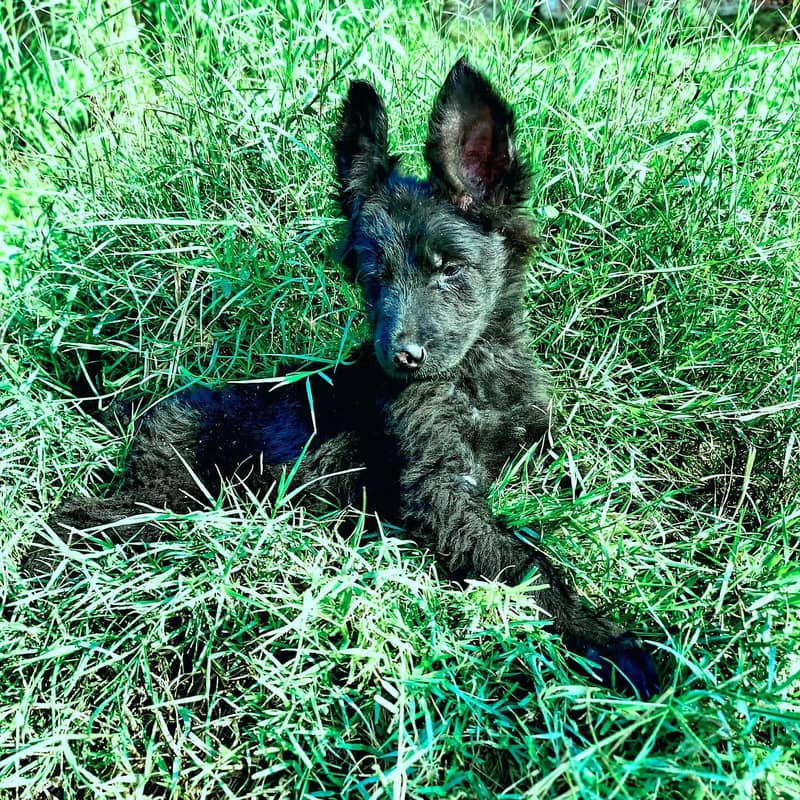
{"left": 334, "top": 80, "right": 391, "bottom": 217}
{"left": 425, "top": 59, "right": 528, "bottom": 210}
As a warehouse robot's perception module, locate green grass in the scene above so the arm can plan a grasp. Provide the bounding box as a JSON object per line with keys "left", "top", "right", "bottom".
{"left": 2, "top": 1, "right": 799, "bottom": 797}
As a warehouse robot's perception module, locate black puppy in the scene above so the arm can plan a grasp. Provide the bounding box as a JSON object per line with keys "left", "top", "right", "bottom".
{"left": 38, "top": 60, "right": 659, "bottom": 699}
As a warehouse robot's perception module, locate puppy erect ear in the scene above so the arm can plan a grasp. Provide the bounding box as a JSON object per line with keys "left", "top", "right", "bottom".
{"left": 334, "top": 81, "right": 392, "bottom": 217}
{"left": 425, "top": 59, "right": 528, "bottom": 210}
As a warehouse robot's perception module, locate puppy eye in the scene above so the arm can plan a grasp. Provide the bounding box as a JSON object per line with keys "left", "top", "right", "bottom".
{"left": 441, "top": 261, "right": 463, "bottom": 278}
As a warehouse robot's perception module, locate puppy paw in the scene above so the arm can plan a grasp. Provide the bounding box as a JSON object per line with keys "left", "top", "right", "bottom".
{"left": 576, "top": 633, "right": 661, "bottom": 700}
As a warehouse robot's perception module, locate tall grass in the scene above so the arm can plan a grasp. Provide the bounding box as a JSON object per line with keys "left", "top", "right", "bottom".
{"left": 1, "top": 1, "right": 799, "bottom": 798}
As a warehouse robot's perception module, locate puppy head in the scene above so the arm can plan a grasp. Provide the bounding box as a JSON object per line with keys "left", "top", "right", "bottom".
{"left": 334, "top": 60, "right": 534, "bottom": 380}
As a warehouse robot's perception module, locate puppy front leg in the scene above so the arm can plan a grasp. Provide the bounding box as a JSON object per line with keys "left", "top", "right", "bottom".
{"left": 399, "top": 463, "right": 659, "bottom": 697}
{"left": 389, "top": 390, "right": 659, "bottom": 697}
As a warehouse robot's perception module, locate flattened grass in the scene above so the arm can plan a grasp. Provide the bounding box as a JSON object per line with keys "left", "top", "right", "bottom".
{"left": 1, "top": 1, "right": 799, "bottom": 798}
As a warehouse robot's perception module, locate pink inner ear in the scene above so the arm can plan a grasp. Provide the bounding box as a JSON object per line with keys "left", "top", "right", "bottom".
{"left": 460, "top": 111, "right": 494, "bottom": 195}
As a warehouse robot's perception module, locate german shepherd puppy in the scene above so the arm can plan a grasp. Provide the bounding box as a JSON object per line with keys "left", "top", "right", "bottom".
{"left": 34, "top": 60, "right": 659, "bottom": 699}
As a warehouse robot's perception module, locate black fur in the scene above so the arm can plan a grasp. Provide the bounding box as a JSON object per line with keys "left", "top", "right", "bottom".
{"left": 31, "top": 59, "right": 660, "bottom": 700}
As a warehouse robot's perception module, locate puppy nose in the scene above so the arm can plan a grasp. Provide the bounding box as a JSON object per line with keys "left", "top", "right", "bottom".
{"left": 393, "top": 343, "right": 426, "bottom": 370}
